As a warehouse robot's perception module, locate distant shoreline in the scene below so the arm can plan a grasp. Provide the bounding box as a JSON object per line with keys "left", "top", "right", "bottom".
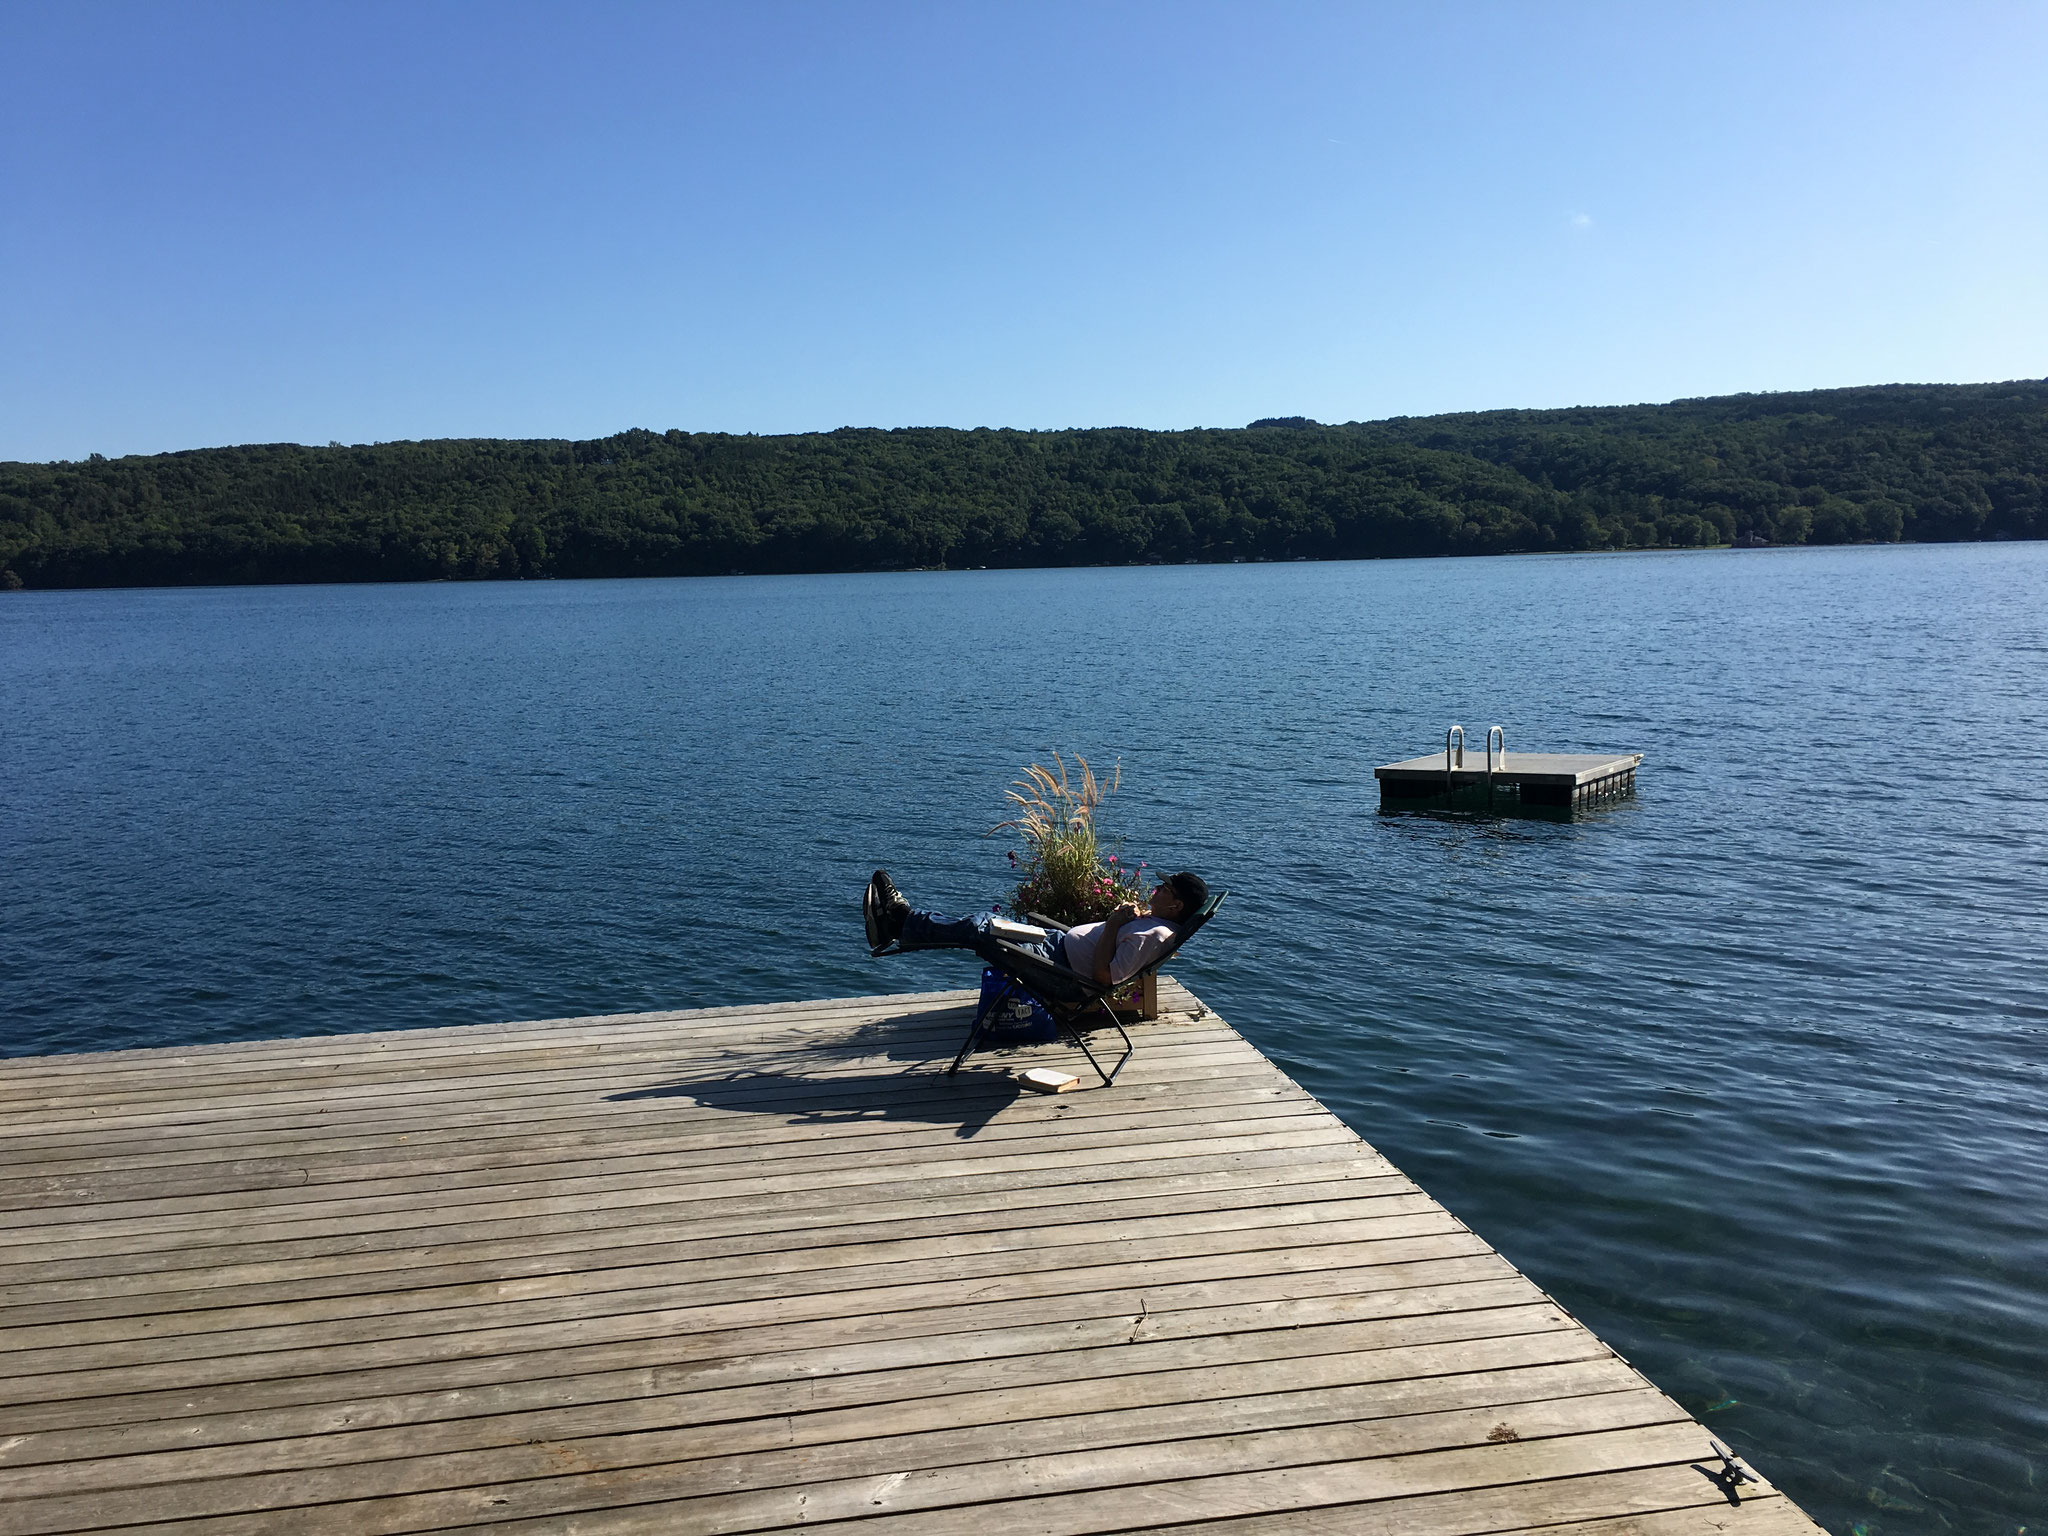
{"left": 5, "top": 379, "right": 2042, "bottom": 592}
{"left": 9, "top": 537, "right": 2046, "bottom": 601}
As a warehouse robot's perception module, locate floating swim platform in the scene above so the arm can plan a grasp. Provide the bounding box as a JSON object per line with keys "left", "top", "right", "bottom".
{"left": 1378, "top": 727, "right": 1642, "bottom": 808}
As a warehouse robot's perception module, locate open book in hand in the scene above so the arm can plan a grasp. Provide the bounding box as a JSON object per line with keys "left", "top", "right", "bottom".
{"left": 987, "top": 917, "right": 1050, "bottom": 944}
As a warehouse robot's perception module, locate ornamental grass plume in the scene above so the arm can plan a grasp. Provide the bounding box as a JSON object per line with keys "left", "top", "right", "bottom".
{"left": 991, "top": 752, "right": 1150, "bottom": 925}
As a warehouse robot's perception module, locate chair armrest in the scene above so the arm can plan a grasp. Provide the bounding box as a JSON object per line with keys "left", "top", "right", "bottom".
{"left": 1024, "top": 912, "right": 1073, "bottom": 932}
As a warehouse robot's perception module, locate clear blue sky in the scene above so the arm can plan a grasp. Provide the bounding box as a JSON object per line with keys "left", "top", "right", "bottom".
{"left": 3, "top": 0, "right": 2043, "bottom": 461}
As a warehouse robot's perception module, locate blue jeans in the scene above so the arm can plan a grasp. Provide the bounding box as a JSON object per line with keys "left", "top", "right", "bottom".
{"left": 898, "top": 910, "right": 1068, "bottom": 971}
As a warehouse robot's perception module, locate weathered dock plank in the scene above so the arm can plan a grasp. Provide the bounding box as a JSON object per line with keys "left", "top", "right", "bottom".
{"left": 0, "top": 982, "right": 1816, "bottom": 1534}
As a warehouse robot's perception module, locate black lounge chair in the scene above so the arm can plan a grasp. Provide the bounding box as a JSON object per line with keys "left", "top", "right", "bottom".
{"left": 874, "top": 893, "right": 1226, "bottom": 1087}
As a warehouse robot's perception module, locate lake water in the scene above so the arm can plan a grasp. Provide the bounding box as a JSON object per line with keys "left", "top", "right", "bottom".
{"left": 4, "top": 546, "right": 2045, "bottom": 1534}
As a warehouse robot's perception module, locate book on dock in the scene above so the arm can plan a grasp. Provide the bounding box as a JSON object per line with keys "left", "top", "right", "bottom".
{"left": 1018, "top": 1067, "right": 1081, "bottom": 1093}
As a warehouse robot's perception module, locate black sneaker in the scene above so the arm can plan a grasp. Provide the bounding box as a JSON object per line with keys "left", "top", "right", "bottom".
{"left": 863, "top": 875, "right": 885, "bottom": 951}
{"left": 866, "top": 870, "right": 910, "bottom": 953}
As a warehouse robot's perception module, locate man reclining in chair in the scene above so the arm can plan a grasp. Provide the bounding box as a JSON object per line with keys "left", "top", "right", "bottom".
{"left": 865, "top": 869, "right": 1209, "bottom": 987}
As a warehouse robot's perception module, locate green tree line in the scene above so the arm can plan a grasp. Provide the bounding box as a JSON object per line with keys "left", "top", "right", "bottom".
{"left": 2, "top": 380, "right": 2042, "bottom": 590}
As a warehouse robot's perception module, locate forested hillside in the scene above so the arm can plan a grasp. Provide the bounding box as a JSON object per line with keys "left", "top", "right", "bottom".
{"left": 3, "top": 380, "right": 2042, "bottom": 589}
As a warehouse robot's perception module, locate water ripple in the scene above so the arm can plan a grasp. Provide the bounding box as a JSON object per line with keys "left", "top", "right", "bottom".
{"left": 3, "top": 545, "right": 2046, "bottom": 1533}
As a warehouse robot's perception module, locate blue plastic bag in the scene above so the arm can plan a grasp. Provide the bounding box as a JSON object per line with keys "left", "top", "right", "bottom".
{"left": 978, "top": 967, "right": 1057, "bottom": 1042}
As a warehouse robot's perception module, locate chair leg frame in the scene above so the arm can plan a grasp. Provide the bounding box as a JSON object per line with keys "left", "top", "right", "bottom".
{"left": 947, "top": 980, "right": 1133, "bottom": 1088}
{"left": 946, "top": 974, "right": 1020, "bottom": 1077}
{"left": 1058, "top": 1001, "right": 1134, "bottom": 1086}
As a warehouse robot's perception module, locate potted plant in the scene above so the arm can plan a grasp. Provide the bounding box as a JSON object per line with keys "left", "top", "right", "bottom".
{"left": 993, "top": 753, "right": 1151, "bottom": 927}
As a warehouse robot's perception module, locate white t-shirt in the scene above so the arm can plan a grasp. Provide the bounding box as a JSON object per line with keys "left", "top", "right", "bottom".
{"left": 1061, "top": 916, "right": 1177, "bottom": 985}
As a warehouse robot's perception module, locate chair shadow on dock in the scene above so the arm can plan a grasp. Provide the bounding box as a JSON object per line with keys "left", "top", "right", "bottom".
{"left": 603, "top": 1007, "right": 1030, "bottom": 1138}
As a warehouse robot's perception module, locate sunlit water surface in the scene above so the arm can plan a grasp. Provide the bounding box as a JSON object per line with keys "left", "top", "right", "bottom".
{"left": 5, "top": 545, "right": 2045, "bottom": 1534}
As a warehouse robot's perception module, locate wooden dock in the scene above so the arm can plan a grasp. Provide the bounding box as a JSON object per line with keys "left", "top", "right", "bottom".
{"left": 0, "top": 982, "right": 1818, "bottom": 1535}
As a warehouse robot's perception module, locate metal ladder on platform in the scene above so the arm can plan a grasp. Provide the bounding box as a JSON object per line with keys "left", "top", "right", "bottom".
{"left": 1445, "top": 723, "right": 1508, "bottom": 802}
